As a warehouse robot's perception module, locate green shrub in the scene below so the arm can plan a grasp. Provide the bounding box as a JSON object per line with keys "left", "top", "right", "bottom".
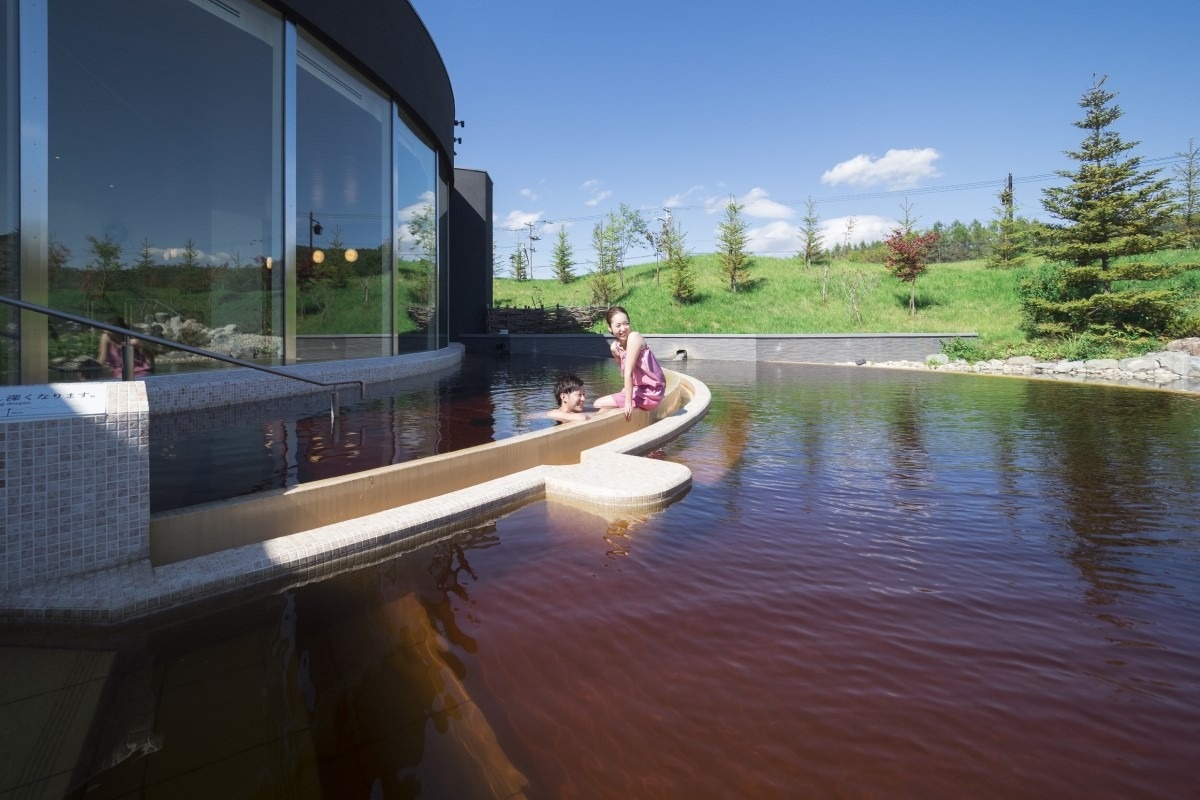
{"left": 941, "top": 337, "right": 985, "bottom": 362}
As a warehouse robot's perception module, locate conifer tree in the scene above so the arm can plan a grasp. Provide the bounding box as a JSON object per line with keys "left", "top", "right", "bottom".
{"left": 1024, "top": 75, "right": 1189, "bottom": 339}
{"left": 1174, "top": 138, "right": 1198, "bottom": 249}
{"left": 986, "top": 174, "right": 1026, "bottom": 269}
{"left": 589, "top": 220, "right": 618, "bottom": 307}
{"left": 509, "top": 246, "right": 527, "bottom": 281}
{"left": 551, "top": 227, "right": 575, "bottom": 283}
{"left": 798, "top": 196, "right": 824, "bottom": 268}
{"left": 660, "top": 216, "right": 695, "bottom": 304}
{"left": 716, "top": 195, "right": 751, "bottom": 291}
{"left": 134, "top": 237, "right": 158, "bottom": 288}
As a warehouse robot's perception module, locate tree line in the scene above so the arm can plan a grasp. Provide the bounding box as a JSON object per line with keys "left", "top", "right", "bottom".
{"left": 504, "top": 75, "right": 1198, "bottom": 348}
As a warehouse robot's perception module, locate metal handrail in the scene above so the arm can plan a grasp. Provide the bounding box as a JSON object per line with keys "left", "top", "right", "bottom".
{"left": 1, "top": 295, "right": 365, "bottom": 419}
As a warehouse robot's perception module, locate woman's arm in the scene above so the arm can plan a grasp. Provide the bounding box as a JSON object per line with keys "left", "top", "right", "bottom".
{"left": 620, "top": 332, "right": 645, "bottom": 419}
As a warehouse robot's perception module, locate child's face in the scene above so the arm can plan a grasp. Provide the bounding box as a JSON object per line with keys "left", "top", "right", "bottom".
{"left": 608, "top": 312, "right": 631, "bottom": 338}
{"left": 561, "top": 387, "right": 585, "bottom": 412}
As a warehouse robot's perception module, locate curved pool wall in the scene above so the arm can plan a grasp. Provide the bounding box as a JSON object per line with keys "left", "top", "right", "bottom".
{"left": 0, "top": 333, "right": 967, "bottom": 618}
{"left": 0, "top": 359, "right": 710, "bottom": 626}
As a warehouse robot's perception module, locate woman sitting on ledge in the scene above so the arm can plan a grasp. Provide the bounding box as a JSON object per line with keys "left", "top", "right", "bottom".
{"left": 593, "top": 306, "right": 665, "bottom": 421}
{"left": 98, "top": 316, "right": 155, "bottom": 379}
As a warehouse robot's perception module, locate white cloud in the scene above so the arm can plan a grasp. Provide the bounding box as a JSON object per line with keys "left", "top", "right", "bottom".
{"left": 700, "top": 188, "right": 792, "bottom": 220}
{"left": 732, "top": 213, "right": 899, "bottom": 256}
{"left": 580, "top": 179, "right": 612, "bottom": 207}
{"left": 821, "top": 148, "right": 942, "bottom": 190}
{"left": 398, "top": 191, "right": 436, "bottom": 223}
{"left": 744, "top": 221, "right": 800, "bottom": 255}
{"left": 702, "top": 195, "right": 729, "bottom": 214}
{"left": 663, "top": 185, "right": 705, "bottom": 208}
{"left": 500, "top": 209, "right": 545, "bottom": 230}
{"left": 519, "top": 187, "right": 539, "bottom": 201}
{"left": 739, "top": 187, "right": 793, "bottom": 220}
{"left": 824, "top": 214, "right": 897, "bottom": 246}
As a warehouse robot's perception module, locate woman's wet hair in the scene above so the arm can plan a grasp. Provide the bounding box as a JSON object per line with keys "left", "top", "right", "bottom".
{"left": 605, "top": 306, "right": 629, "bottom": 327}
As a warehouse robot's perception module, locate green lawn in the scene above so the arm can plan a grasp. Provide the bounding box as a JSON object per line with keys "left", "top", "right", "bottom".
{"left": 494, "top": 250, "right": 1200, "bottom": 360}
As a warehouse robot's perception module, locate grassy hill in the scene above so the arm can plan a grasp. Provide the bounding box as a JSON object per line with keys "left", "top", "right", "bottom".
{"left": 494, "top": 251, "right": 1200, "bottom": 361}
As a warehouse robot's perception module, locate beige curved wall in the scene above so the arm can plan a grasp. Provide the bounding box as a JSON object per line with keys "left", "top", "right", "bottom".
{"left": 150, "top": 369, "right": 696, "bottom": 564}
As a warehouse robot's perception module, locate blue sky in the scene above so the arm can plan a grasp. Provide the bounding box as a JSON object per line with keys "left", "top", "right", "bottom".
{"left": 411, "top": 0, "right": 1197, "bottom": 278}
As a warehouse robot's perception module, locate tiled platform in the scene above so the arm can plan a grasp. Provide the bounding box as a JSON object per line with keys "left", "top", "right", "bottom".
{"left": 0, "top": 372, "right": 711, "bottom": 627}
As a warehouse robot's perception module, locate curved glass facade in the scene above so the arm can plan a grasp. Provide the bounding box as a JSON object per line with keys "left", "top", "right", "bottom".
{"left": 1, "top": 0, "right": 448, "bottom": 385}
{"left": 1, "top": 2, "right": 16, "bottom": 384}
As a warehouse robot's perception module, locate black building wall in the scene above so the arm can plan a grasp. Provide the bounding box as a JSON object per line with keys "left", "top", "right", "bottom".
{"left": 281, "top": 0, "right": 455, "bottom": 161}
{"left": 450, "top": 168, "right": 493, "bottom": 338}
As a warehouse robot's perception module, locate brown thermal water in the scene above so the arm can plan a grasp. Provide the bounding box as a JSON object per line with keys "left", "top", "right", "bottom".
{"left": 6, "top": 360, "right": 1199, "bottom": 799}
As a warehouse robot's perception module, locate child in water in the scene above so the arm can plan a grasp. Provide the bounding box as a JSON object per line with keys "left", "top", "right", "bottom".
{"left": 547, "top": 373, "right": 592, "bottom": 423}
{"left": 593, "top": 306, "right": 666, "bottom": 420}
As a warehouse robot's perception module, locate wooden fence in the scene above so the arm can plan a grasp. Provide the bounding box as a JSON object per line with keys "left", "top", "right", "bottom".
{"left": 486, "top": 305, "right": 607, "bottom": 334}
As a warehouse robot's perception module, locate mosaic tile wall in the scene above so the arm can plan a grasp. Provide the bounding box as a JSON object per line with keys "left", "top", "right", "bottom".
{"left": 1, "top": 382, "right": 149, "bottom": 591}
{"left": 1, "top": 347, "right": 463, "bottom": 594}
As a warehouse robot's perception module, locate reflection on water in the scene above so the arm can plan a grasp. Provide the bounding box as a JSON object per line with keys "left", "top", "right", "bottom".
{"left": 149, "top": 355, "right": 618, "bottom": 511}
{"left": 4, "top": 362, "right": 1200, "bottom": 798}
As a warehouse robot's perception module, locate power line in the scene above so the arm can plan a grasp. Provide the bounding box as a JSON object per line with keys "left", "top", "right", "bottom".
{"left": 489, "top": 153, "right": 1190, "bottom": 232}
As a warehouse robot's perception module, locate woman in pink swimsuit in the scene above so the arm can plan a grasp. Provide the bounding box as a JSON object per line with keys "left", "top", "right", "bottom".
{"left": 593, "top": 306, "right": 666, "bottom": 420}
{"left": 97, "top": 316, "right": 155, "bottom": 378}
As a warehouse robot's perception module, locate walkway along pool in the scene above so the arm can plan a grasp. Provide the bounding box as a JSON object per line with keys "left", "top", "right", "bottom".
{"left": 2, "top": 361, "right": 1199, "bottom": 798}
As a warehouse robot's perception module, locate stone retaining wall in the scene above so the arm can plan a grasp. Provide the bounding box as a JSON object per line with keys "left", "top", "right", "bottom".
{"left": 854, "top": 350, "right": 1200, "bottom": 393}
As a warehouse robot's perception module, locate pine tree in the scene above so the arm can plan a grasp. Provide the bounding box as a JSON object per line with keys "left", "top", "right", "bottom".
{"left": 1024, "top": 75, "right": 1190, "bottom": 340}
{"left": 660, "top": 217, "right": 695, "bottom": 304}
{"left": 509, "top": 246, "right": 527, "bottom": 281}
{"left": 716, "top": 195, "right": 751, "bottom": 292}
{"left": 589, "top": 220, "right": 618, "bottom": 307}
{"left": 551, "top": 227, "right": 575, "bottom": 283}
{"left": 1174, "top": 138, "right": 1199, "bottom": 249}
{"left": 986, "top": 174, "right": 1026, "bottom": 269}
{"left": 134, "top": 237, "right": 158, "bottom": 288}
{"left": 798, "top": 196, "right": 824, "bottom": 268}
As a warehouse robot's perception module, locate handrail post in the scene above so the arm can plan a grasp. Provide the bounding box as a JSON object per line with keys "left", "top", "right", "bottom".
{"left": 123, "top": 339, "right": 135, "bottom": 381}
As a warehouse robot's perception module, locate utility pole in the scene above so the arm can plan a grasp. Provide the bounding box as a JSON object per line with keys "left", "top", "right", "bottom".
{"left": 525, "top": 221, "right": 540, "bottom": 279}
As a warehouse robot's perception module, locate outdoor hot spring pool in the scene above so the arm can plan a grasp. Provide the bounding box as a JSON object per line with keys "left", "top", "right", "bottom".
{"left": 6, "top": 359, "right": 1200, "bottom": 798}
{"left": 149, "top": 354, "right": 623, "bottom": 512}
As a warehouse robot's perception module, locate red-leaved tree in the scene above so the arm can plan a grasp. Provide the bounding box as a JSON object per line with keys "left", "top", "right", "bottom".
{"left": 884, "top": 228, "right": 940, "bottom": 316}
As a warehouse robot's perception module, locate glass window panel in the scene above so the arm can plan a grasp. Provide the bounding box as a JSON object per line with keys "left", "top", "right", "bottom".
{"left": 47, "top": 0, "right": 283, "bottom": 378}
{"left": 395, "top": 109, "right": 438, "bottom": 354}
{"left": 436, "top": 166, "right": 449, "bottom": 348}
{"left": 1, "top": 1, "right": 17, "bottom": 384}
{"left": 295, "top": 34, "right": 390, "bottom": 361}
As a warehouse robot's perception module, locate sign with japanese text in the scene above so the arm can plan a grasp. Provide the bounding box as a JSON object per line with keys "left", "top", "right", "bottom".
{"left": 1, "top": 385, "right": 108, "bottom": 422}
